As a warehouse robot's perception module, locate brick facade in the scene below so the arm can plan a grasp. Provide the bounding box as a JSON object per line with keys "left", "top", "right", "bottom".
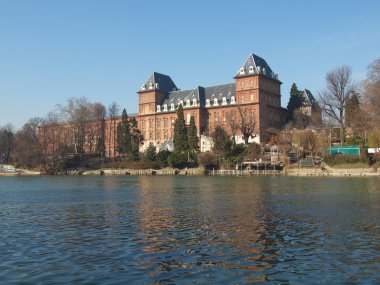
{"left": 136, "top": 53, "right": 287, "bottom": 152}
{"left": 39, "top": 53, "right": 287, "bottom": 157}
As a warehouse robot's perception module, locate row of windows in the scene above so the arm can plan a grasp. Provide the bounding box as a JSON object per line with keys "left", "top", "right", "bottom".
{"left": 143, "top": 130, "right": 173, "bottom": 141}
{"left": 141, "top": 114, "right": 197, "bottom": 130}
{"left": 157, "top": 99, "right": 198, "bottom": 112}
{"left": 205, "top": 96, "right": 235, "bottom": 107}
{"left": 240, "top": 79, "right": 257, "bottom": 86}
{"left": 211, "top": 110, "right": 255, "bottom": 124}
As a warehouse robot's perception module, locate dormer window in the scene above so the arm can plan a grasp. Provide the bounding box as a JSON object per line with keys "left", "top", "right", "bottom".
{"left": 239, "top": 67, "right": 245, "bottom": 75}
{"left": 156, "top": 105, "right": 161, "bottom": 112}
{"left": 230, "top": 96, "right": 236, "bottom": 104}
{"left": 149, "top": 82, "right": 153, "bottom": 89}
{"left": 213, "top": 98, "right": 218, "bottom": 106}
{"left": 163, "top": 104, "right": 168, "bottom": 112}
{"left": 170, "top": 103, "right": 175, "bottom": 111}
{"left": 186, "top": 99, "right": 191, "bottom": 108}
{"left": 192, "top": 98, "right": 197, "bottom": 107}
{"left": 222, "top": 97, "right": 227, "bottom": 105}
{"left": 155, "top": 83, "right": 159, "bottom": 89}
{"left": 205, "top": 99, "right": 211, "bottom": 107}
{"left": 262, "top": 68, "right": 266, "bottom": 75}
{"left": 141, "top": 84, "right": 146, "bottom": 90}
{"left": 249, "top": 66, "right": 254, "bottom": 73}
{"left": 178, "top": 100, "right": 183, "bottom": 107}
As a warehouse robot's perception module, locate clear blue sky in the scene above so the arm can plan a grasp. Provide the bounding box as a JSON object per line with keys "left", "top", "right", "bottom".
{"left": 1, "top": 0, "right": 379, "bottom": 129}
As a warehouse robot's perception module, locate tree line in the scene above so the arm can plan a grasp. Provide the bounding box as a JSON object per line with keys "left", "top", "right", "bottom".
{"left": 2, "top": 57, "right": 379, "bottom": 172}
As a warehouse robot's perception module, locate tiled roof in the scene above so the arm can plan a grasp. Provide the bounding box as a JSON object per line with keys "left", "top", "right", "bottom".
{"left": 302, "top": 89, "right": 319, "bottom": 108}
{"left": 235, "top": 53, "right": 279, "bottom": 81}
{"left": 159, "top": 83, "right": 236, "bottom": 110}
{"left": 139, "top": 72, "right": 178, "bottom": 93}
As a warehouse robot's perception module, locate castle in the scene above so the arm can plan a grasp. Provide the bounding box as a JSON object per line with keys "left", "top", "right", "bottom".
{"left": 39, "top": 53, "right": 288, "bottom": 157}
{"left": 136, "top": 52, "right": 287, "bottom": 153}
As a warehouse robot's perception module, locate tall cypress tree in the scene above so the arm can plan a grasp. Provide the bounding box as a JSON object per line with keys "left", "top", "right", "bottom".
{"left": 188, "top": 116, "right": 199, "bottom": 157}
{"left": 129, "top": 116, "right": 142, "bottom": 161}
{"left": 116, "top": 109, "right": 131, "bottom": 156}
{"left": 345, "top": 91, "right": 360, "bottom": 128}
{"left": 286, "top": 83, "right": 304, "bottom": 122}
{"left": 173, "top": 104, "right": 188, "bottom": 153}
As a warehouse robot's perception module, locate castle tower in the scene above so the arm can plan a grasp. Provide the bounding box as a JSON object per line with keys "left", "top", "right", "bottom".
{"left": 137, "top": 72, "right": 178, "bottom": 116}
{"left": 234, "top": 53, "right": 285, "bottom": 141}
{"left": 137, "top": 72, "right": 178, "bottom": 147}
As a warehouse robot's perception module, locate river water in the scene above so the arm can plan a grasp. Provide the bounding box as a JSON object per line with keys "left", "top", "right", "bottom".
{"left": 0, "top": 176, "right": 379, "bottom": 284}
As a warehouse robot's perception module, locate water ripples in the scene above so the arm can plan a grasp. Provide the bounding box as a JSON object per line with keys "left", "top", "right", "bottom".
{"left": 0, "top": 176, "right": 379, "bottom": 284}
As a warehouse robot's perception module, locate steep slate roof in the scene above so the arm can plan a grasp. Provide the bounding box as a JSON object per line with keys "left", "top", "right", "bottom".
{"left": 302, "top": 89, "right": 319, "bottom": 108}
{"left": 159, "top": 83, "right": 235, "bottom": 109}
{"left": 139, "top": 52, "right": 276, "bottom": 110}
{"left": 204, "top": 83, "right": 235, "bottom": 104}
{"left": 235, "top": 53, "right": 279, "bottom": 81}
{"left": 139, "top": 72, "right": 178, "bottom": 93}
{"left": 162, "top": 86, "right": 203, "bottom": 106}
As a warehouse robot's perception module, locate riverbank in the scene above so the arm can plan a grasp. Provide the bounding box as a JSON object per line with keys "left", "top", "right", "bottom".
{"left": 286, "top": 164, "right": 379, "bottom": 177}
{"left": 1, "top": 165, "right": 378, "bottom": 177}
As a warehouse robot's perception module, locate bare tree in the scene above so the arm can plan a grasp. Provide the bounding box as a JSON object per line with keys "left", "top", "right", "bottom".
{"left": 363, "top": 58, "right": 380, "bottom": 128}
{"left": 225, "top": 110, "right": 238, "bottom": 144}
{"left": 319, "top": 65, "right": 355, "bottom": 145}
{"left": 13, "top": 117, "right": 48, "bottom": 172}
{"left": 237, "top": 105, "right": 257, "bottom": 144}
{"left": 58, "top": 97, "right": 92, "bottom": 157}
{"left": 92, "top": 103, "right": 107, "bottom": 158}
{"left": 108, "top": 102, "right": 120, "bottom": 159}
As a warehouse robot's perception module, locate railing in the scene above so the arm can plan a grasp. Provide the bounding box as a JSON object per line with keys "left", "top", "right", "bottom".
{"left": 208, "top": 169, "right": 283, "bottom": 176}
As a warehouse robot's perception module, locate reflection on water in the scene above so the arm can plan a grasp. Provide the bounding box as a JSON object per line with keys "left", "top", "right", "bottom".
{"left": 0, "top": 176, "right": 379, "bottom": 284}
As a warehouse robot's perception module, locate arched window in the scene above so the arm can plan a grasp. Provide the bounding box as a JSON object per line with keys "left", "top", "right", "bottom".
{"left": 192, "top": 98, "right": 197, "bottom": 106}
{"left": 186, "top": 99, "right": 191, "bottom": 108}
{"left": 222, "top": 97, "right": 227, "bottom": 105}
{"left": 171, "top": 103, "right": 175, "bottom": 111}
{"left": 230, "top": 96, "right": 236, "bottom": 104}
{"left": 213, "top": 98, "right": 218, "bottom": 106}
{"left": 186, "top": 113, "right": 191, "bottom": 124}
{"left": 163, "top": 104, "right": 168, "bottom": 112}
{"left": 206, "top": 99, "right": 211, "bottom": 107}
{"left": 156, "top": 105, "right": 161, "bottom": 112}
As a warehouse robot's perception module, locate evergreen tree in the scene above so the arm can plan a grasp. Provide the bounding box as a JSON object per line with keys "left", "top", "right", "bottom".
{"left": 188, "top": 116, "right": 199, "bottom": 157}
{"left": 129, "top": 116, "right": 142, "bottom": 161}
{"left": 211, "top": 126, "right": 231, "bottom": 159}
{"left": 116, "top": 109, "right": 131, "bottom": 156}
{"left": 173, "top": 104, "right": 188, "bottom": 153}
{"left": 286, "top": 83, "right": 304, "bottom": 122}
{"left": 346, "top": 91, "right": 360, "bottom": 128}
{"left": 144, "top": 143, "right": 156, "bottom": 162}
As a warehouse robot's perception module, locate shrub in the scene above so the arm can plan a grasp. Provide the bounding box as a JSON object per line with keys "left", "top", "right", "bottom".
{"left": 143, "top": 143, "right": 156, "bottom": 162}
{"left": 157, "top": 150, "right": 171, "bottom": 167}
{"left": 323, "top": 154, "right": 362, "bottom": 166}
{"left": 243, "top": 142, "right": 261, "bottom": 161}
{"left": 104, "top": 161, "right": 160, "bottom": 169}
{"left": 197, "top": 152, "right": 217, "bottom": 169}
{"left": 168, "top": 152, "right": 188, "bottom": 168}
